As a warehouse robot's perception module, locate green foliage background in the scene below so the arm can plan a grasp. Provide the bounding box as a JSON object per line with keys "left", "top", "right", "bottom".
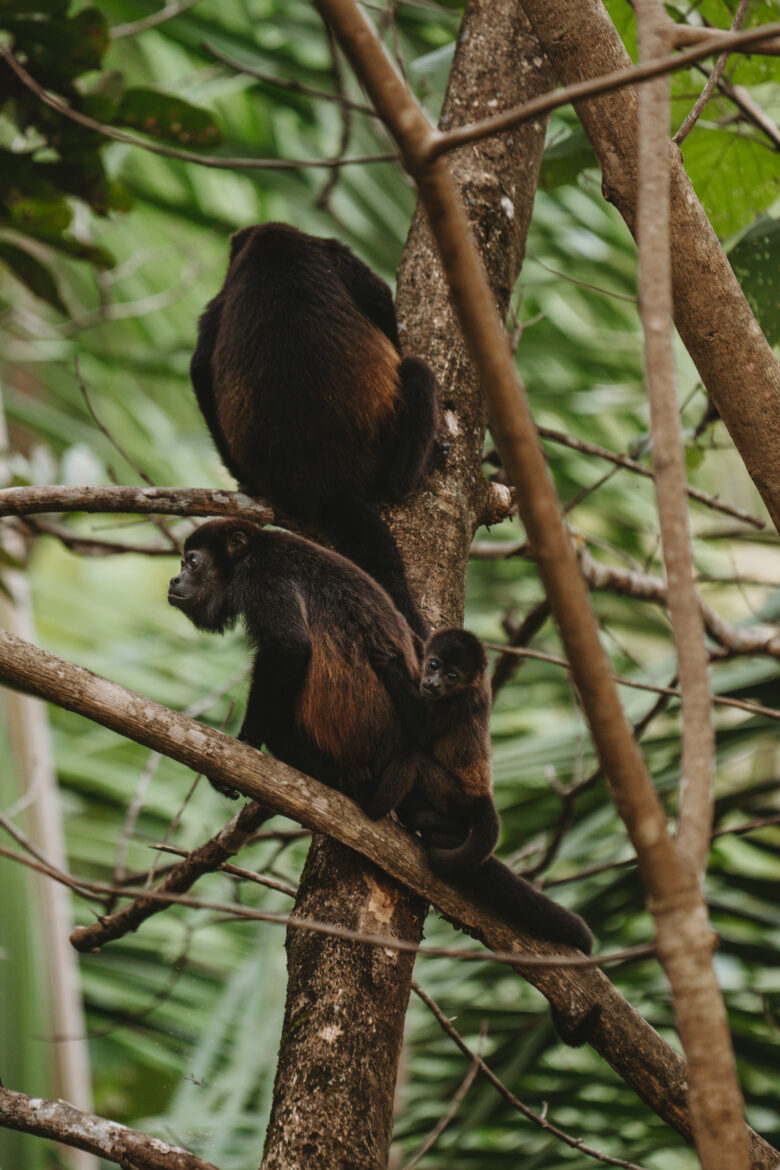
{"left": 0, "top": 1, "right": 778, "bottom": 1168}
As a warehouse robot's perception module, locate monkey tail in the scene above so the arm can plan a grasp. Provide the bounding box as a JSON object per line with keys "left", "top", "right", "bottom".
{"left": 457, "top": 856, "right": 594, "bottom": 955}
{"left": 425, "top": 796, "right": 501, "bottom": 876}
{"left": 320, "top": 495, "right": 428, "bottom": 639}
{"left": 449, "top": 856, "right": 601, "bottom": 1048}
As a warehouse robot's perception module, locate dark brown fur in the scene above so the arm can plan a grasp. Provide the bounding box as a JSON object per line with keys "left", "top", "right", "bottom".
{"left": 366, "top": 629, "right": 500, "bottom": 875}
{"left": 189, "top": 222, "right": 438, "bottom": 637}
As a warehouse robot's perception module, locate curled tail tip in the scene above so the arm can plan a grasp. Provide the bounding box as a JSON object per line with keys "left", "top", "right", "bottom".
{"left": 426, "top": 811, "right": 500, "bottom": 876}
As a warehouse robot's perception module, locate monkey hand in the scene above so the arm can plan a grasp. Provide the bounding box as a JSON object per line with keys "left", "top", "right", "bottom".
{"left": 206, "top": 773, "right": 241, "bottom": 800}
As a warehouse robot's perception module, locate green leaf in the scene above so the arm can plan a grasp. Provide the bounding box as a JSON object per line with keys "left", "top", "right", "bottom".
{"left": 1, "top": 8, "right": 109, "bottom": 84}
{"left": 0, "top": 239, "right": 67, "bottom": 311}
{"left": 115, "top": 88, "right": 222, "bottom": 147}
{"left": 679, "top": 125, "right": 780, "bottom": 238}
{"left": 728, "top": 216, "right": 780, "bottom": 345}
{"left": 685, "top": 443, "right": 705, "bottom": 474}
{"left": 539, "top": 130, "right": 598, "bottom": 190}
{"left": 0, "top": 0, "right": 68, "bottom": 12}
{"left": 4, "top": 192, "right": 72, "bottom": 236}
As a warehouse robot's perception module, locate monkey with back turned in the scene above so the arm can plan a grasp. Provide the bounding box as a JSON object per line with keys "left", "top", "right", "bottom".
{"left": 190, "top": 222, "right": 438, "bottom": 639}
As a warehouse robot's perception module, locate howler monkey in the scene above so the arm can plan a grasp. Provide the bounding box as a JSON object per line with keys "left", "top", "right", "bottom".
{"left": 360, "top": 629, "right": 500, "bottom": 876}
{"left": 167, "top": 519, "right": 594, "bottom": 966}
{"left": 190, "top": 222, "right": 437, "bottom": 638}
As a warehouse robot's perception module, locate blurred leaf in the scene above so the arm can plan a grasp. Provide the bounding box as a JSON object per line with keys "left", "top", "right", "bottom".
{"left": 0, "top": 239, "right": 67, "bottom": 311}
{"left": 539, "top": 129, "right": 598, "bottom": 190}
{"left": 678, "top": 126, "right": 780, "bottom": 238}
{"left": 728, "top": 216, "right": 780, "bottom": 345}
{"left": 116, "top": 88, "right": 222, "bottom": 146}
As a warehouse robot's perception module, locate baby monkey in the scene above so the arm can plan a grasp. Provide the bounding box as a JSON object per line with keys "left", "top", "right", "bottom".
{"left": 367, "top": 628, "right": 500, "bottom": 875}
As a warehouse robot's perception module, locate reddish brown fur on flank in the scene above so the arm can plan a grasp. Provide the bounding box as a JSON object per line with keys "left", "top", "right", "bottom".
{"left": 216, "top": 327, "right": 401, "bottom": 487}
{"left": 297, "top": 631, "right": 399, "bottom": 763}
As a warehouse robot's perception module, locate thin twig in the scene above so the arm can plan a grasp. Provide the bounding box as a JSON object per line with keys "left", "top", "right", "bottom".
{"left": 532, "top": 425, "right": 763, "bottom": 529}
{"left": 0, "top": 46, "right": 397, "bottom": 171}
{"left": 412, "top": 983, "right": 649, "bottom": 1170}
{"left": 423, "top": 21, "right": 780, "bottom": 162}
{"left": 484, "top": 640, "right": 780, "bottom": 724}
{"left": 15, "top": 516, "right": 174, "bottom": 556}
{"left": 674, "top": 0, "right": 751, "bottom": 144}
{"left": 545, "top": 811, "right": 780, "bottom": 888}
{"left": 111, "top": 0, "right": 198, "bottom": 38}
{"left": 202, "top": 40, "right": 378, "bottom": 116}
{"left": 400, "top": 1027, "right": 484, "bottom": 1170}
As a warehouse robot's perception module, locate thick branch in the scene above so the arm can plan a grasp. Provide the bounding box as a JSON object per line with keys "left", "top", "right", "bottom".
{"left": 0, "top": 485, "right": 271, "bottom": 521}
{"left": 519, "top": 0, "right": 780, "bottom": 532}
{"left": 0, "top": 1087, "right": 219, "bottom": 1170}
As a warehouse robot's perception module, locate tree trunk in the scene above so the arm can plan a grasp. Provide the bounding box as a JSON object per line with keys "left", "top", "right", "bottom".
{"left": 261, "top": 3, "right": 554, "bottom": 1165}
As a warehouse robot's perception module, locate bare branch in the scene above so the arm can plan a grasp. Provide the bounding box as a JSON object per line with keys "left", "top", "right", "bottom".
{"left": 421, "top": 21, "right": 780, "bottom": 162}
{"left": 400, "top": 1040, "right": 481, "bottom": 1170}
{"left": 0, "top": 1087, "right": 220, "bottom": 1170}
{"left": 412, "top": 983, "right": 649, "bottom": 1170}
{"left": 110, "top": 0, "right": 198, "bottom": 39}
{"left": 72, "top": 800, "right": 270, "bottom": 951}
{"left": 674, "top": 0, "right": 751, "bottom": 144}
{"left": 534, "top": 425, "right": 765, "bottom": 529}
{"left": 0, "top": 484, "right": 272, "bottom": 522}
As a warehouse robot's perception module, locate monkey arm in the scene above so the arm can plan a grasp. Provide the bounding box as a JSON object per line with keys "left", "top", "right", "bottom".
{"left": 239, "top": 620, "right": 312, "bottom": 749}
{"left": 369, "top": 653, "right": 430, "bottom": 742}
{"left": 325, "top": 238, "right": 400, "bottom": 348}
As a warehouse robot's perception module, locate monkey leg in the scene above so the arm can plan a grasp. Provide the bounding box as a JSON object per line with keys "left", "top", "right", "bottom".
{"left": 385, "top": 356, "right": 438, "bottom": 501}
{"left": 358, "top": 751, "right": 420, "bottom": 821}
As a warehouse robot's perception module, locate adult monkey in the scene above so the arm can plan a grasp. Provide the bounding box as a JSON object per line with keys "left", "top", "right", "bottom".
{"left": 190, "top": 222, "right": 438, "bottom": 639}
{"left": 167, "top": 518, "right": 594, "bottom": 967}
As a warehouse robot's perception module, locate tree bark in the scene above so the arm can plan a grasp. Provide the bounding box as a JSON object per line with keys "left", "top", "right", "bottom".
{"left": 262, "top": 3, "right": 554, "bottom": 1166}
{"left": 519, "top": 0, "right": 780, "bottom": 532}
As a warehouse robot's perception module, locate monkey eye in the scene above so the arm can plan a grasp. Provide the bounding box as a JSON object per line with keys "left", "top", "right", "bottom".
{"left": 446, "top": 670, "right": 458, "bottom": 681}
{"left": 184, "top": 551, "right": 200, "bottom": 569}
{"left": 427, "top": 659, "right": 439, "bottom": 671}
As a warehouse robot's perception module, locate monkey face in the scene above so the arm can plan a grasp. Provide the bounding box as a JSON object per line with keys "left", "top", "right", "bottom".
{"left": 421, "top": 656, "right": 465, "bottom": 700}
{"left": 169, "top": 544, "right": 234, "bottom": 633}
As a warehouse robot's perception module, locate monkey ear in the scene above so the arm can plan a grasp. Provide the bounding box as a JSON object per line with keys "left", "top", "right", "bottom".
{"left": 228, "top": 529, "right": 249, "bottom": 556}
{"left": 229, "top": 227, "right": 254, "bottom": 263}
